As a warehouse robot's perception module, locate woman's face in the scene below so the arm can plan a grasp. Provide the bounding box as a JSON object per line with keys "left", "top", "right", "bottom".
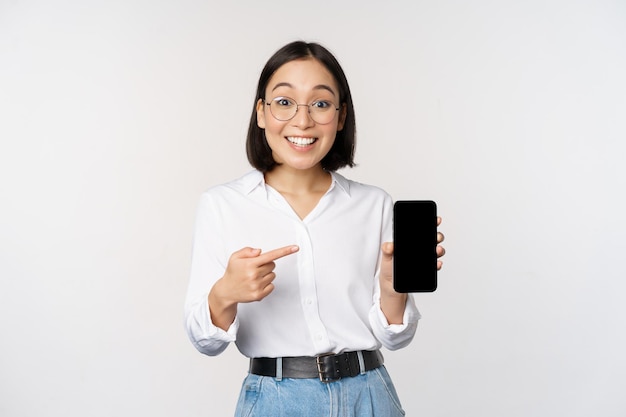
{"left": 256, "top": 58, "right": 346, "bottom": 173}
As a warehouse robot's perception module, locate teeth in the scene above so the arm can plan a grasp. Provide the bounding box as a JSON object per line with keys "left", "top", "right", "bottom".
{"left": 287, "top": 136, "right": 316, "bottom": 146}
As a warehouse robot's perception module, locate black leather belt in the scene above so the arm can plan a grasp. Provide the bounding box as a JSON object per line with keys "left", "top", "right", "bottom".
{"left": 249, "top": 350, "right": 383, "bottom": 383}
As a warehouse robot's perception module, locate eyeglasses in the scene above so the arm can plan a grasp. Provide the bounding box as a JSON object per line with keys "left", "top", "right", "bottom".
{"left": 264, "top": 96, "right": 340, "bottom": 125}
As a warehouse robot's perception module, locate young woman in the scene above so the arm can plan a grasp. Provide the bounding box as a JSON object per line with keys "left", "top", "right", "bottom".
{"left": 184, "top": 40, "right": 445, "bottom": 417}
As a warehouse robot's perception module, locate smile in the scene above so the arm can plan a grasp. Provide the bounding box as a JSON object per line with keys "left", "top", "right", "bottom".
{"left": 286, "top": 136, "right": 317, "bottom": 147}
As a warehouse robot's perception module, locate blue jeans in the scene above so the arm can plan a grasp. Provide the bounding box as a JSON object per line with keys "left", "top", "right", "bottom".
{"left": 234, "top": 365, "right": 405, "bottom": 417}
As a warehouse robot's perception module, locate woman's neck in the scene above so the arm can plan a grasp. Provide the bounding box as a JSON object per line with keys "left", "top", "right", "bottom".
{"left": 264, "top": 165, "right": 331, "bottom": 196}
{"left": 264, "top": 166, "right": 332, "bottom": 220}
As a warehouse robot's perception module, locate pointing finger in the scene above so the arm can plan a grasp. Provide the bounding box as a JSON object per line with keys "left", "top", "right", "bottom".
{"left": 256, "top": 245, "right": 299, "bottom": 265}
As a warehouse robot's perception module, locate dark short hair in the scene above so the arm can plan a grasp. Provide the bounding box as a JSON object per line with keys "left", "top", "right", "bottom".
{"left": 246, "top": 41, "right": 356, "bottom": 172}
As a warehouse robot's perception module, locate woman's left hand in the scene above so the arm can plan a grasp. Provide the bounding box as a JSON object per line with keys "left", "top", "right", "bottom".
{"left": 436, "top": 215, "right": 445, "bottom": 269}
{"left": 380, "top": 216, "right": 446, "bottom": 291}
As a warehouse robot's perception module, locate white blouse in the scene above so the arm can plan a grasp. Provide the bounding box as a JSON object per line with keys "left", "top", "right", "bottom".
{"left": 184, "top": 170, "right": 420, "bottom": 358}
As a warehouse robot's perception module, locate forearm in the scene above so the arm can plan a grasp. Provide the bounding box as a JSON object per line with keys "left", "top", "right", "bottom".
{"left": 369, "top": 293, "right": 420, "bottom": 351}
{"left": 379, "top": 288, "right": 407, "bottom": 324}
{"left": 184, "top": 293, "right": 237, "bottom": 356}
{"left": 208, "top": 278, "right": 238, "bottom": 331}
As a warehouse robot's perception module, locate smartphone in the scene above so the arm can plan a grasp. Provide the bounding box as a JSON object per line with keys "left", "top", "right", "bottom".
{"left": 393, "top": 200, "right": 438, "bottom": 292}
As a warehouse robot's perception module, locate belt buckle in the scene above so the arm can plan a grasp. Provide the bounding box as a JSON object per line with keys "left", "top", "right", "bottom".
{"left": 316, "top": 352, "right": 340, "bottom": 383}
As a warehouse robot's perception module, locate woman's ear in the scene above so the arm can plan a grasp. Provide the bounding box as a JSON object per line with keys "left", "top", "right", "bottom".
{"left": 256, "top": 99, "right": 266, "bottom": 128}
{"left": 336, "top": 103, "right": 347, "bottom": 132}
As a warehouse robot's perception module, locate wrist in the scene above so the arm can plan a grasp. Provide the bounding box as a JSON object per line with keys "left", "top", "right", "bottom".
{"left": 208, "top": 279, "right": 238, "bottom": 330}
{"left": 379, "top": 291, "right": 407, "bottom": 325}
{"left": 380, "top": 289, "right": 407, "bottom": 304}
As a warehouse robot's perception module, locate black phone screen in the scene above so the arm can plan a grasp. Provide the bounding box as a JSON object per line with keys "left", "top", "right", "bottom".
{"left": 393, "top": 200, "right": 438, "bottom": 292}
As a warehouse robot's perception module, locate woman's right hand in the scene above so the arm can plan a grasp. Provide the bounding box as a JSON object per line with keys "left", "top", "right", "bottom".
{"left": 208, "top": 245, "right": 299, "bottom": 330}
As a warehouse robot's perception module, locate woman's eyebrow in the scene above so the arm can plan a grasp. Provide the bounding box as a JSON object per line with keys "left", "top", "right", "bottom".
{"left": 271, "top": 82, "right": 336, "bottom": 96}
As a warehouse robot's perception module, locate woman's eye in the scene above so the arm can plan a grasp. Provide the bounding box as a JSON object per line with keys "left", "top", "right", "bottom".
{"left": 275, "top": 98, "right": 294, "bottom": 107}
{"left": 312, "top": 100, "right": 332, "bottom": 109}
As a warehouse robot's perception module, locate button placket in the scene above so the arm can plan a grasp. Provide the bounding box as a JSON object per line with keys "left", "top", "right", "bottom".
{"left": 295, "top": 221, "right": 330, "bottom": 351}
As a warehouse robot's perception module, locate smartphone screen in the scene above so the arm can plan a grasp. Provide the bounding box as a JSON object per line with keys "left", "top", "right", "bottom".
{"left": 393, "top": 200, "right": 438, "bottom": 292}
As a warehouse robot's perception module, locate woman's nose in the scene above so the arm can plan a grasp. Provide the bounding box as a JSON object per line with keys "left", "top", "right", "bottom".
{"left": 291, "top": 104, "right": 315, "bottom": 128}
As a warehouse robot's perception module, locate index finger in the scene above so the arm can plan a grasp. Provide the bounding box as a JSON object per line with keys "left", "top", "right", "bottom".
{"left": 256, "top": 245, "right": 299, "bottom": 265}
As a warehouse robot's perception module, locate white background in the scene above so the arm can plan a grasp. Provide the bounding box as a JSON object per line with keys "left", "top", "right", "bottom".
{"left": 1, "top": 0, "right": 625, "bottom": 416}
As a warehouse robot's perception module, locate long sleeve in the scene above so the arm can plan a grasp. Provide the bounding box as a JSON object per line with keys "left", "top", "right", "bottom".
{"left": 183, "top": 193, "right": 236, "bottom": 356}
{"left": 369, "top": 295, "right": 420, "bottom": 351}
{"left": 367, "top": 192, "right": 420, "bottom": 350}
